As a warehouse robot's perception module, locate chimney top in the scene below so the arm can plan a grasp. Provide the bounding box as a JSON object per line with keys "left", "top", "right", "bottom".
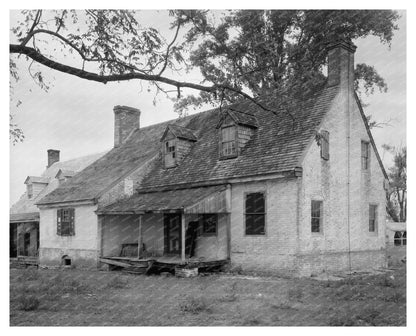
{"left": 326, "top": 38, "right": 357, "bottom": 53}
{"left": 47, "top": 149, "right": 60, "bottom": 168}
{"left": 113, "top": 106, "right": 141, "bottom": 147}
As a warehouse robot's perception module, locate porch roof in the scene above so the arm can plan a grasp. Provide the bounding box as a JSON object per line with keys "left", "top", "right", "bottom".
{"left": 10, "top": 212, "right": 40, "bottom": 223}
{"left": 97, "top": 185, "right": 229, "bottom": 215}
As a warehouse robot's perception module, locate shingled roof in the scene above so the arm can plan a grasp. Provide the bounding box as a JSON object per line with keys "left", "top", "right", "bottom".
{"left": 162, "top": 124, "right": 197, "bottom": 141}
{"left": 10, "top": 152, "right": 106, "bottom": 216}
{"left": 38, "top": 85, "right": 339, "bottom": 205}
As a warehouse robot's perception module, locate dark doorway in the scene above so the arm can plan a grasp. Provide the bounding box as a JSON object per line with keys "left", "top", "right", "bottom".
{"left": 164, "top": 214, "right": 182, "bottom": 255}
{"left": 23, "top": 232, "right": 31, "bottom": 256}
{"left": 186, "top": 221, "right": 198, "bottom": 258}
{"left": 10, "top": 224, "right": 17, "bottom": 258}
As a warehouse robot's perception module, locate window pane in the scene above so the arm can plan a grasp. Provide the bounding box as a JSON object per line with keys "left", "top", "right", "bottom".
{"left": 246, "top": 193, "right": 265, "bottom": 213}
{"left": 246, "top": 214, "right": 265, "bottom": 235}
{"left": 369, "top": 205, "right": 377, "bottom": 232}
{"left": 311, "top": 218, "right": 321, "bottom": 233}
{"left": 311, "top": 200, "right": 322, "bottom": 232}
{"left": 203, "top": 214, "right": 217, "bottom": 234}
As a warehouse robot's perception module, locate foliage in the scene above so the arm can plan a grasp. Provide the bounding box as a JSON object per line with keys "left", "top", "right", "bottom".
{"left": 9, "top": 10, "right": 400, "bottom": 140}
{"left": 383, "top": 145, "right": 406, "bottom": 222}
{"left": 179, "top": 296, "right": 211, "bottom": 314}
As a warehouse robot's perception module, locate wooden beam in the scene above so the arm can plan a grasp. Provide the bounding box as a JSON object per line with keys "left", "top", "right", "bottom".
{"left": 181, "top": 213, "right": 186, "bottom": 263}
{"left": 138, "top": 215, "right": 143, "bottom": 259}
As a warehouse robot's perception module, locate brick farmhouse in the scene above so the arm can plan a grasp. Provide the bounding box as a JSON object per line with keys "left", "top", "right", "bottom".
{"left": 34, "top": 39, "right": 388, "bottom": 276}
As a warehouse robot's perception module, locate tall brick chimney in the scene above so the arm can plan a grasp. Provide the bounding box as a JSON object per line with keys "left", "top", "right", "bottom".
{"left": 326, "top": 39, "right": 357, "bottom": 89}
{"left": 47, "top": 149, "right": 60, "bottom": 168}
{"left": 113, "top": 105, "right": 141, "bottom": 147}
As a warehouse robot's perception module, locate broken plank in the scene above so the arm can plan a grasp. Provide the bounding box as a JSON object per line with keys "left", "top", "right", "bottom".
{"left": 99, "top": 258, "right": 132, "bottom": 268}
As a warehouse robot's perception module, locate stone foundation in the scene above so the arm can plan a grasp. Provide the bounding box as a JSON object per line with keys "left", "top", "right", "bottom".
{"left": 39, "top": 247, "right": 99, "bottom": 269}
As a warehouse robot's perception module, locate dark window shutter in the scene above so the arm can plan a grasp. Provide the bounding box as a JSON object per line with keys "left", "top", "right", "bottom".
{"left": 57, "top": 209, "right": 62, "bottom": 235}
{"left": 321, "top": 131, "right": 329, "bottom": 160}
{"left": 69, "top": 208, "right": 75, "bottom": 236}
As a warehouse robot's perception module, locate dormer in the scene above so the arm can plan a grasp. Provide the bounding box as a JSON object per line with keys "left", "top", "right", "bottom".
{"left": 216, "top": 109, "right": 258, "bottom": 159}
{"left": 24, "top": 176, "right": 49, "bottom": 199}
{"left": 161, "top": 124, "right": 197, "bottom": 168}
{"left": 55, "top": 169, "right": 76, "bottom": 184}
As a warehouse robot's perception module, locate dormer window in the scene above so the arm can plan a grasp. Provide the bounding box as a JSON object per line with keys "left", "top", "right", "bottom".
{"left": 160, "top": 124, "right": 197, "bottom": 169}
{"left": 220, "top": 125, "right": 237, "bottom": 158}
{"left": 217, "top": 109, "right": 258, "bottom": 160}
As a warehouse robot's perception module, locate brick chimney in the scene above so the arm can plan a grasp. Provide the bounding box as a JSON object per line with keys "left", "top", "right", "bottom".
{"left": 326, "top": 39, "right": 357, "bottom": 89}
{"left": 114, "top": 105, "right": 141, "bottom": 147}
{"left": 47, "top": 149, "right": 60, "bottom": 168}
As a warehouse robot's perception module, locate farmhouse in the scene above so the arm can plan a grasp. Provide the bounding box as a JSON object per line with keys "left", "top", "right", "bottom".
{"left": 36, "top": 39, "right": 388, "bottom": 275}
{"left": 10, "top": 150, "right": 105, "bottom": 264}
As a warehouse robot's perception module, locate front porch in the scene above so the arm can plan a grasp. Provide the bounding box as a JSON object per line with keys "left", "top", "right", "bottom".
{"left": 97, "top": 185, "right": 231, "bottom": 273}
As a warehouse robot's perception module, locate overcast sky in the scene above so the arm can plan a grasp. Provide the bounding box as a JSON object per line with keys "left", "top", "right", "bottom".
{"left": 9, "top": 10, "right": 406, "bottom": 205}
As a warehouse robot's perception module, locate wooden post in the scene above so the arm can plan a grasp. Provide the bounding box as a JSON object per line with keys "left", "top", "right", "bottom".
{"left": 181, "top": 212, "right": 186, "bottom": 263}
{"left": 138, "top": 215, "right": 142, "bottom": 259}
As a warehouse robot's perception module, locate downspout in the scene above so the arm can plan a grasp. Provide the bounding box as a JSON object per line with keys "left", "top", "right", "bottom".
{"left": 346, "top": 58, "right": 352, "bottom": 273}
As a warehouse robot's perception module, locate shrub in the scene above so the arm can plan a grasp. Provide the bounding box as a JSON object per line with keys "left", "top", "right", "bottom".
{"left": 18, "top": 295, "right": 40, "bottom": 311}
{"left": 179, "top": 296, "right": 211, "bottom": 314}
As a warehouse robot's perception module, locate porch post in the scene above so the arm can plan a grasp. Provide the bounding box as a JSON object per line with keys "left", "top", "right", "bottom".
{"left": 138, "top": 215, "right": 143, "bottom": 259}
{"left": 181, "top": 212, "right": 186, "bottom": 263}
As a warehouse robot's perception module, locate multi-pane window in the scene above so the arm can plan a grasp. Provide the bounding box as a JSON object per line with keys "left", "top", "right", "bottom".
{"left": 164, "top": 140, "right": 176, "bottom": 168}
{"left": 320, "top": 131, "right": 329, "bottom": 160}
{"left": 165, "top": 140, "right": 176, "bottom": 158}
{"left": 202, "top": 214, "right": 217, "bottom": 235}
{"left": 394, "top": 231, "right": 407, "bottom": 246}
{"left": 361, "top": 141, "right": 370, "bottom": 170}
{"left": 221, "top": 126, "right": 237, "bottom": 157}
{"left": 311, "top": 200, "right": 323, "bottom": 233}
{"left": 245, "top": 192, "right": 265, "bottom": 235}
{"left": 369, "top": 204, "right": 377, "bottom": 232}
{"left": 57, "top": 208, "right": 75, "bottom": 236}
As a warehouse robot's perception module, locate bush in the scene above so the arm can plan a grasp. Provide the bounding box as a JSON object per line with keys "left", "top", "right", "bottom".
{"left": 18, "top": 295, "right": 40, "bottom": 311}
{"left": 179, "top": 296, "right": 211, "bottom": 314}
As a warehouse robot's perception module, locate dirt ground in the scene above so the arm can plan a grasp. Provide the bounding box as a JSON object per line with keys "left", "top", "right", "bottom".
{"left": 10, "top": 253, "right": 406, "bottom": 326}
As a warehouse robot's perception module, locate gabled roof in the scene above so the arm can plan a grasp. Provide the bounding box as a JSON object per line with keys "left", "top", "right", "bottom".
{"left": 161, "top": 124, "right": 197, "bottom": 142}
{"left": 55, "top": 169, "right": 76, "bottom": 179}
{"left": 38, "top": 85, "right": 339, "bottom": 205}
{"left": 24, "top": 176, "right": 49, "bottom": 185}
{"left": 10, "top": 152, "right": 106, "bottom": 215}
{"left": 216, "top": 108, "right": 258, "bottom": 129}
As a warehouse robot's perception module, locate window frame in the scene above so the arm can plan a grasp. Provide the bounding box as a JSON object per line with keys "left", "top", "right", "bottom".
{"left": 27, "top": 184, "right": 33, "bottom": 199}
{"left": 320, "top": 130, "right": 330, "bottom": 160}
{"left": 57, "top": 208, "right": 75, "bottom": 237}
{"left": 220, "top": 125, "right": 238, "bottom": 159}
{"left": 368, "top": 204, "right": 378, "bottom": 233}
{"left": 201, "top": 214, "right": 218, "bottom": 236}
{"left": 311, "top": 200, "right": 323, "bottom": 234}
{"left": 244, "top": 191, "right": 266, "bottom": 236}
{"left": 361, "top": 140, "right": 370, "bottom": 170}
{"left": 164, "top": 139, "right": 177, "bottom": 168}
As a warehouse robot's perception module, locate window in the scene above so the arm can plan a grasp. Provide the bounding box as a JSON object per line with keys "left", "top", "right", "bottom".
{"left": 221, "top": 126, "right": 237, "bottom": 158}
{"left": 369, "top": 204, "right": 377, "bottom": 232}
{"left": 361, "top": 141, "right": 370, "bottom": 170}
{"left": 394, "top": 231, "right": 406, "bottom": 246}
{"left": 164, "top": 140, "right": 176, "bottom": 168}
{"left": 202, "top": 214, "right": 217, "bottom": 235}
{"left": 27, "top": 184, "right": 33, "bottom": 199}
{"left": 320, "top": 131, "right": 329, "bottom": 160}
{"left": 245, "top": 192, "right": 265, "bottom": 235}
{"left": 57, "top": 208, "right": 75, "bottom": 236}
{"left": 311, "top": 200, "right": 323, "bottom": 233}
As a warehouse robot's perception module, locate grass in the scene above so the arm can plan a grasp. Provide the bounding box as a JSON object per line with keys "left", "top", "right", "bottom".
{"left": 10, "top": 262, "right": 406, "bottom": 326}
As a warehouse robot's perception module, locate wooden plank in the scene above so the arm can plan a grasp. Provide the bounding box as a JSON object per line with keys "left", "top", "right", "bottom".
{"left": 181, "top": 213, "right": 186, "bottom": 262}
{"left": 99, "top": 258, "right": 132, "bottom": 268}
{"left": 138, "top": 215, "right": 142, "bottom": 258}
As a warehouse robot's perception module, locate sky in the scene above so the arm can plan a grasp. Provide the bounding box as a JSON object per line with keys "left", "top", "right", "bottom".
{"left": 8, "top": 9, "right": 406, "bottom": 205}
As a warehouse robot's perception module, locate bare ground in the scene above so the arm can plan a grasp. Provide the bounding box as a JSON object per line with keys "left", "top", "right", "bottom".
{"left": 10, "top": 255, "right": 406, "bottom": 326}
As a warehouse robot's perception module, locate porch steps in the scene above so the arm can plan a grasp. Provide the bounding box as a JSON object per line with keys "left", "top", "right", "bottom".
{"left": 10, "top": 256, "right": 39, "bottom": 268}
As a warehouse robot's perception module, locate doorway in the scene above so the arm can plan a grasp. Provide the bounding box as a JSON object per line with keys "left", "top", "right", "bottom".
{"left": 164, "top": 214, "right": 181, "bottom": 255}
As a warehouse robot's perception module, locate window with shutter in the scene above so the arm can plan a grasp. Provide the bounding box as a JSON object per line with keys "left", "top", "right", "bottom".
{"left": 220, "top": 126, "right": 237, "bottom": 158}
{"left": 57, "top": 208, "right": 75, "bottom": 236}
{"left": 320, "top": 131, "right": 329, "bottom": 160}
{"left": 245, "top": 192, "right": 266, "bottom": 235}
